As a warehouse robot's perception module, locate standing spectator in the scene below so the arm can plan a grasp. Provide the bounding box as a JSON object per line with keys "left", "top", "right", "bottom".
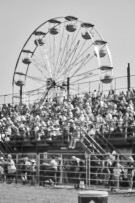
{"left": 0, "top": 156, "right": 5, "bottom": 183}
{"left": 7, "top": 154, "right": 16, "bottom": 184}
{"left": 30, "top": 159, "right": 37, "bottom": 185}
{"left": 24, "top": 157, "right": 31, "bottom": 184}
{"left": 112, "top": 162, "right": 123, "bottom": 188}
{"left": 101, "top": 160, "right": 110, "bottom": 186}
{"left": 49, "top": 156, "right": 58, "bottom": 185}
{"left": 127, "top": 156, "right": 135, "bottom": 190}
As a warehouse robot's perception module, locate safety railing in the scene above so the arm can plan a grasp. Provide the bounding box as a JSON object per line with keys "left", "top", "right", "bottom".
{"left": 0, "top": 152, "right": 135, "bottom": 190}
{"left": 0, "top": 74, "right": 135, "bottom": 106}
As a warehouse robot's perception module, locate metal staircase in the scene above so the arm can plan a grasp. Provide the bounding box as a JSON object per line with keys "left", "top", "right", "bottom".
{"left": 80, "top": 127, "right": 127, "bottom": 160}
{"left": 95, "top": 131, "right": 127, "bottom": 160}
{"left": 80, "top": 127, "right": 106, "bottom": 159}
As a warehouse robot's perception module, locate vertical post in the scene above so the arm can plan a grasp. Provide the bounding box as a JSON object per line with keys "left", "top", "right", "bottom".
{"left": 36, "top": 153, "right": 40, "bottom": 185}
{"left": 20, "top": 85, "right": 23, "bottom": 105}
{"left": 60, "top": 154, "right": 63, "bottom": 184}
{"left": 127, "top": 63, "right": 131, "bottom": 91}
{"left": 38, "top": 89, "right": 40, "bottom": 102}
{"left": 12, "top": 93, "right": 14, "bottom": 107}
{"left": 78, "top": 84, "right": 80, "bottom": 96}
{"left": 115, "top": 77, "right": 116, "bottom": 91}
{"left": 16, "top": 154, "right": 18, "bottom": 184}
{"left": 67, "top": 77, "right": 70, "bottom": 100}
{"left": 4, "top": 95, "right": 6, "bottom": 104}
{"left": 117, "top": 154, "right": 120, "bottom": 190}
{"left": 89, "top": 82, "right": 90, "bottom": 93}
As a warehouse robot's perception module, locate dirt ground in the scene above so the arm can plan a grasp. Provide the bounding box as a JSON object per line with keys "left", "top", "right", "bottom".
{"left": 0, "top": 184, "right": 135, "bottom": 203}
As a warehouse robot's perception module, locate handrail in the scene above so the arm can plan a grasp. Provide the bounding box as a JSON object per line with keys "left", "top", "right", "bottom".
{"left": 0, "top": 73, "right": 135, "bottom": 105}
{"left": 96, "top": 131, "right": 127, "bottom": 160}
{"left": 80, "top": 127, "right": 106, "bottom": 155}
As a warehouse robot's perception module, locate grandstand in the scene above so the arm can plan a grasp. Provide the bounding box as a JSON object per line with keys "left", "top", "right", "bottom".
{"left": 0, "top": 68, "right": 135, "bottom": 155}
{"left": 0, "top": 16, "right": 135, "bottom": 190}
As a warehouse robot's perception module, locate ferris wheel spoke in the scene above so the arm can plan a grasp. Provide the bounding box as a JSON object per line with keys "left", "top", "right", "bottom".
{"left": 35, "top": 38, "right": 48, "bottom": 69}
{"left": 24, "top": 84, "right": 46, "bottom": 95}
{"left": 70, "top": 53, "right": 91, "bottom": 70}
{"left": 70, "top": 52, "right": 96, "bottom": 78}
{"left": 72, "top": 73, "right": 98, "bottom": 84}
{"left": 31, "top": 57, "right": 49, "bottom": 78}
{"left": 59, "top": 29, "right": 82, "bottom": 73}
{"left": 56, "top": 52, "right": 90, "bottom": 81}
{"left": 57, "top": 26, "right": 81, "bottom": 75}
{"left": 72, "top": 68, "right": 97, "bottom": 78}
{"left": 70, "top": 53, "right": 91, "bottom": 77}
{"left": 60, "top": 41, "right": 86, "bottom": 76}
{"left": 52, "top": 36, "right": 57, "bottom": 78}
{"left": 55, "top": 23, "right": 66, "bottom": 75}
{"left": 25, "top": 74, "right": 46, "bottom": 84}
{"left": 65, "top": 24, "right": 81, "bottom": 58}
{"left": 56, "top": 35, "right": 70, "bottom": 74}
{"left": 57, "top": 40, "right": 80, "bottom": 78}
{"left": 71, "top": 43, "right": 93, "bottom": 68}
{"left": 33, "top": 38, "right": 55, "bottom": 77}
{"left": 69, "top": 40, "right": 87, "bottom": 66}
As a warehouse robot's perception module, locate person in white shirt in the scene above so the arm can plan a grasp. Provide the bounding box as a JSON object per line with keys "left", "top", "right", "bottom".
{"left": 7, "top": 154, "right": 16, "bottom": 183}
{"left": 49, "top": 156, "right": 58, "bottom": 185}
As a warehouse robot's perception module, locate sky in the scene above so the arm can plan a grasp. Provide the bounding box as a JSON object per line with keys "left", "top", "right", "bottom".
{"left": 0, "top": 0, "right": 135, "bottom": 99}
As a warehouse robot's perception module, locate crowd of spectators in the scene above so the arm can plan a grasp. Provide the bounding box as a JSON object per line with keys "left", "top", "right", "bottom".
{"left": 0, "top": 88, "right": 135, "bottom": 190}
{"left": 0, "top": 88, "right": 135, "bottom": 148}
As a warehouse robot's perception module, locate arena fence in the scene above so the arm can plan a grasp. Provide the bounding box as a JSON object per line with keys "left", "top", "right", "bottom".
{"left": 0, "top": 152, "right": 135, "bottom": 190}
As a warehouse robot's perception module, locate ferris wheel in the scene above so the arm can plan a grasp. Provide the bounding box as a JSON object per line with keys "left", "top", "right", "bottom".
{"left": 12, "top": 16, "right": 113, "bottom": 104}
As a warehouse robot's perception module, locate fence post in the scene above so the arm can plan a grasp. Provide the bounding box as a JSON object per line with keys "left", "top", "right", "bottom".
{"left": 89, "top": 82, "right": 90, "bottom": 93}
{"left": 116, "top": 155, "right": 120, "bottom": 190}
{"left": 36, "top": 153, "right": 40, "bottom": 186}
{"left": 125, "top": 121, "right": 127, "bottom": 138}
{"left": 59, "top": 153, "right": 63, "bottom": 184}
{"left": 85, "top": 153, "right": 90, "bottom": 188}
{"left": 16, "top": 153, "right": 18, "bottom": 184}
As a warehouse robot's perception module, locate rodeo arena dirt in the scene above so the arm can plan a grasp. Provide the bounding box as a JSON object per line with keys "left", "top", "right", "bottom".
{"left": 1, "top": 15, "right": 135, "bottom": 203}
